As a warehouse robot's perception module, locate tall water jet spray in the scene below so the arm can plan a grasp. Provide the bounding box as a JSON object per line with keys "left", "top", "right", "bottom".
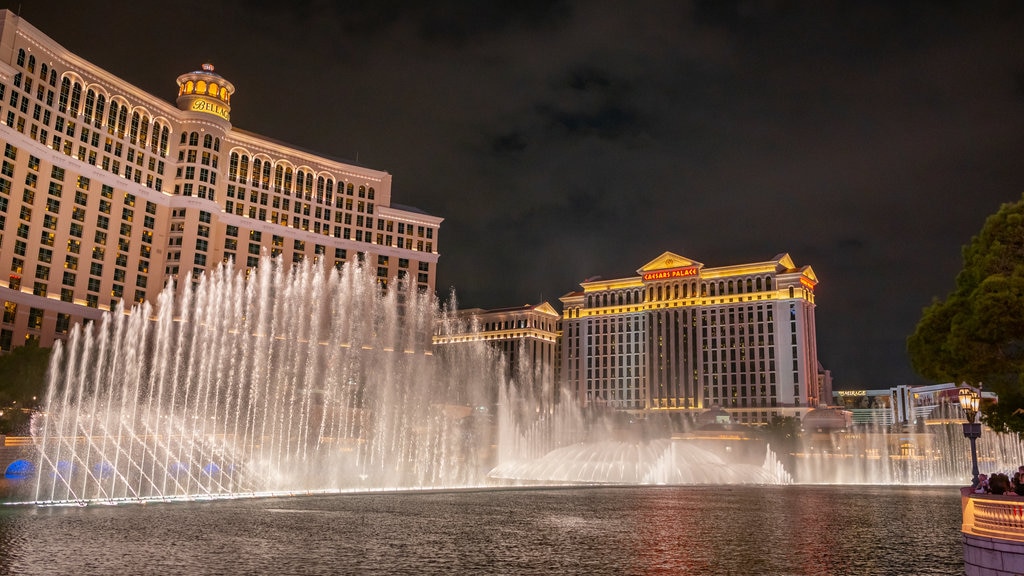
{"left": 30, "top": 257, "right": 508, "bottom": 504}
{"left": 27, "top": 255, "right": 1005, "bottom": 504}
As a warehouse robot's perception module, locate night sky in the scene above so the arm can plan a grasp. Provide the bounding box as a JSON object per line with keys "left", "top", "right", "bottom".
{"left": 15, "top": 1, "right": 1024, "bottom": 390}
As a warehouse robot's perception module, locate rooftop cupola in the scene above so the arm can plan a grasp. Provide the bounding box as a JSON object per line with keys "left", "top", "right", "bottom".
{"left": 176, "top": 63, "right": 235, "bottom": 123}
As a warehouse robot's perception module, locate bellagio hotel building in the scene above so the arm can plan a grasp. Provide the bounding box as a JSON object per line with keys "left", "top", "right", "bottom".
{"left": 0, "top": 11, "right": 442, "bottom": 351}
{"left": 560, "top": 251, "right": 824, "bottom": 424}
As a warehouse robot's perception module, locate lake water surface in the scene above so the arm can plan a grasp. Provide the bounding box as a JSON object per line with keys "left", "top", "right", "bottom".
{"left": 0, "top": 485, "right": 963, "bottom": 575}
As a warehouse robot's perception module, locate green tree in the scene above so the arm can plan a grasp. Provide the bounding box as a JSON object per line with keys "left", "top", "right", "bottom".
{"left": 0, "top": 340, "right": 51, "bottom": 435}
{"left": 908, "top": 194, "right": 1024, "bottom": 434}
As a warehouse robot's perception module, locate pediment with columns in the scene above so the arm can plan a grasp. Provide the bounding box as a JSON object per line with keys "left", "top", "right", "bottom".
{"left": 637, "top": 252, "right": 704, "bottom": 280}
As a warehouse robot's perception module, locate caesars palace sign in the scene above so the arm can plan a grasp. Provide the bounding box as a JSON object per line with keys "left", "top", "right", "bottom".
{"left": 642, "top": 266, "right": 698, "bottom": 281}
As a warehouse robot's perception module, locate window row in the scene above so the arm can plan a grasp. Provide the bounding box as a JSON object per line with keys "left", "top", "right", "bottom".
{"left": 2, "top": 95, "right": 169, "bottom": 192}
{"left": 56, "top": 78, "right": 172, "bottom": 156}
{"left": 228, "top": 151, "right": 376, "bottom": 204}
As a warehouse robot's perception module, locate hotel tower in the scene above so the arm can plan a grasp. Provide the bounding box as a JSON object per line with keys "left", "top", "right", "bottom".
{"left": 0, "top": 11, "right": 442, "bottom": 351}
{"left": 560, "top": 251, "right": 823, "bottom": 424}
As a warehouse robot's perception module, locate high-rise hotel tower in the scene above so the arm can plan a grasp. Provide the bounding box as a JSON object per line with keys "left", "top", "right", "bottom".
{"left": 560, "top": 251, "right": 823, "bottom": 424}
{"left": 0, "top": 11, "right": 442, "bottom": 351}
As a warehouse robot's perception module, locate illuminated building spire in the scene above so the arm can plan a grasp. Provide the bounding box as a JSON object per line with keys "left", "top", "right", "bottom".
{"left": 175, "top": 63, "right": 235, "bottom": 124}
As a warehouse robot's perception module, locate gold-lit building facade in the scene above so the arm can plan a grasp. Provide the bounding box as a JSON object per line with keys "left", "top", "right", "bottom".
{"left": 434, "top": 303, "right": 561, "bottom": 406}
{"left": 0, "top": 11, "right": 442, "bottom": 351}
{"left": 559, "top": 251, "right": 820, "bottom": 424}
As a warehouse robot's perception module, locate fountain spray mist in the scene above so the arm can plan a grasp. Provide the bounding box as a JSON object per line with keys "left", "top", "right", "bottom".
{"left": 32, "top": 254, "right": 1010, "bottom": 505}
{"left": 31, "top": 257, "right": 512, "bottom": 503}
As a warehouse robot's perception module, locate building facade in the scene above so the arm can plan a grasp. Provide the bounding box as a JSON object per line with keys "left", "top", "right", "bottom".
{"left": 559, "top": 251, "right": 820, "bottom": 424}
{"left": 434, "top": 303, "right": 561, "bottom": 406}
{"left": 832, "top": 389, "right": 896, "bottom": 426}
{"left": 833, "top": 382, "right": 997, "bottom": 427}
{"left": 0, "top": 11, "right": 442, "bottom": 351}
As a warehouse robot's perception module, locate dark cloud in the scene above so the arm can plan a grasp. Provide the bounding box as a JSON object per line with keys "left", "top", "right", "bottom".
{"left": 15, "top": 0, "right": 1024, "bottom": 389}
{"left": 414, "top": 0, "right": 572, "bottom": 44}
{"left": 490, "top": 132, "right": 528, "bottom": 154}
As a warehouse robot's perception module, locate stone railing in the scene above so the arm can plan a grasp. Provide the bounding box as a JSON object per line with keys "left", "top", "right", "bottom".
{"left": 963, "top": 491, "right": 1024, "bottom": 542}
{"left": 962, "top": 489, "right": 1024, "bottom": 575}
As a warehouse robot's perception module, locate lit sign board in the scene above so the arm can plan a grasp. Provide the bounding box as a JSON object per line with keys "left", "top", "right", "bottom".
{"left": 191, "top": 98, "right": 230, "bottom": 121}
{"left": 837, "top": 390, "right": 866, "bottom": 397}
{"left": 642, "top": 266, "right": 698, "bottom": 281}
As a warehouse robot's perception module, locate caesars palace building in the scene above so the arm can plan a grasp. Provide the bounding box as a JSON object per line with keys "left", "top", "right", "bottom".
{"left": 0, "top": 11, "right": 441, "bottom": 350}
{"left": 559, "top": 251, "right": 824, "bottom": 424}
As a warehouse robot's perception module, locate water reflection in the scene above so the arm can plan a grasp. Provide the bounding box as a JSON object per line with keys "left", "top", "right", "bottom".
{"left": 0, "top": 486, "right": 962, "bottom": 575}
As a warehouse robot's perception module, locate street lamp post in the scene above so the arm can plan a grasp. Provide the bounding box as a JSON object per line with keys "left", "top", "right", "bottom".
{"left": 959, "top": 385, "right": 982, "bottom": 489}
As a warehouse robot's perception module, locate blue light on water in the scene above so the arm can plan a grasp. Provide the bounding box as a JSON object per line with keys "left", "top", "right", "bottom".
{"left": 52, "top": 461, "right": 73, "bottom": 479}
{"left": 92, "top": 461, "right": 114, "bottom": 479}
{"left": 4, "top": 459, "right": 35, "bottom": 480}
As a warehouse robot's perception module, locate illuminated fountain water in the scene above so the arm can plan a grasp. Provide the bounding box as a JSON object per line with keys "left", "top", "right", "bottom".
{"left": 790, "top": 416, "right": 1024, "bottom": 485}
{"left": 21, "top": 255, "right": 1015, "bottom": 505}
{"left": 484, "top": 394, "right": 1024, "bottom": 486}
{"left": 30, "top": 257, "right": 511, "bottom": 504}
{"left": 23, "top": 256, "right": 796, "bottom": 505}
{"left": 490, "top": 439, "right": 791, "bottom": 484}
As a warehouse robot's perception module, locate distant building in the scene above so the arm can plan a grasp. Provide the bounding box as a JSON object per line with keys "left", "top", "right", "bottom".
{"left": 817, "top": 364, "right": 834, "bottom": 409}
{"left": 890, "top": 383, "right": 996, "bottom": 426}
{"left": 832, "top": 383, "right": 996, "bottom": 426}
{"left": 434, "top": 303, "right": 560, "bottom": 406}
{"left": 0, "top": 11, "right": 441, "bottom": 351}
{"left": 559, "top": 251, "right": 820, "bottom": 424}
{"left": 890, "top": 384, "right": 959, "bottom": 426}
{"left": 832, "top": 389, "right": 896, "bottom": 426}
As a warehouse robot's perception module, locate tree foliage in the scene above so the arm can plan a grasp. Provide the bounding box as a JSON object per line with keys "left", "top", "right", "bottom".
{"left": 0, "top": 340, "right": 51, "bottom": 435}
{"left": 908, "top": 194, "right": 1024, "bottom": 433}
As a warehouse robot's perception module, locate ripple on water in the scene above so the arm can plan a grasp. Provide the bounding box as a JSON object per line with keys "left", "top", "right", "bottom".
{"left": 0, "top": 486, "right": 963, "bottom": 576}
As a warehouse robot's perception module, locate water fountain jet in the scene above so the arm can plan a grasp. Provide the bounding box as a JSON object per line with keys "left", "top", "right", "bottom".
{"left": 18, "top": 256, "right": 1014, "bottom": 505}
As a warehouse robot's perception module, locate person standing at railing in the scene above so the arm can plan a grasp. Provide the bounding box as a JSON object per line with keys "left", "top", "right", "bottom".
{"left": 989, "top": 473, "right": 1012, "bottom": 495}
{"left": 975, "top": 473, "right": 990, "bottom": 493}
{"left": 1012, "top": 469, "right": 1024, "bottom": 496}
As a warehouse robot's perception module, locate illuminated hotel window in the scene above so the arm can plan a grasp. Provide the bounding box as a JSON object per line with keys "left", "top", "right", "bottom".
{"left": 28, "top": 307, "right": 43, "bottom": 328}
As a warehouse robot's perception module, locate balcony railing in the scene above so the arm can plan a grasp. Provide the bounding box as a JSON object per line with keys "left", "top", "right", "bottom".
{"left": 962, "top": 489, "right": 1024, "bottom": 543}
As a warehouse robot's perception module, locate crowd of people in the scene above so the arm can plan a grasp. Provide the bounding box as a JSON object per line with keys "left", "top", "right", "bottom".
{"left": 975, "top": 466, "right": 1024, "bottom": 495}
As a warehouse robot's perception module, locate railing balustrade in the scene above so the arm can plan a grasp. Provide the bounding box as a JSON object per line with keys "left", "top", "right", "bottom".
{"left": 963, "top": 490, "right": 1024, "bottom": 543}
